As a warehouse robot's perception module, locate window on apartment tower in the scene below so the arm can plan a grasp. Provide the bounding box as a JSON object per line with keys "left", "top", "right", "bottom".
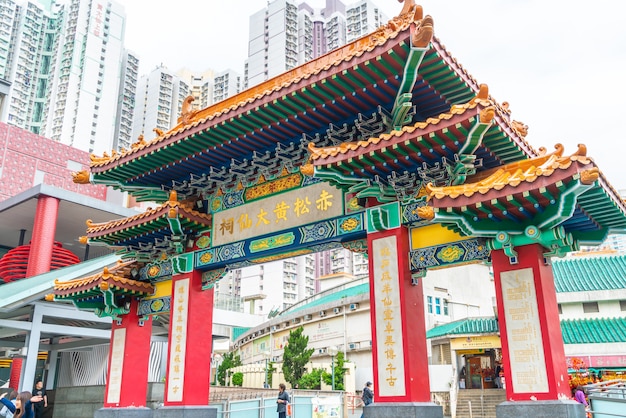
{"left": 620, "top": 300, "right": 626, "bottom": 311}
{"left": 435, "top": 297, "right": 441, "bottom": 315}
{"left": 582, "top": 302, "right": 599, "bottom": 313}
{"left": 558, "top": 304, "right": 562, "bottom": 314}
{"left": 427, "top": 296, "right": 432, "bottom": 314}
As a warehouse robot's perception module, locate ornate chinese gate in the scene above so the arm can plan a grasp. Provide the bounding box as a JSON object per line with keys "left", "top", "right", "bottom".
{"left": 53, "top": 2, "right": 626, "bottom": 418}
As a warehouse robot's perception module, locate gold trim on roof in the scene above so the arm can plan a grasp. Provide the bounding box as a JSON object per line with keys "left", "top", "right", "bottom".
{"left": 307, "top": 98, "right": 490, "bottom": 161}
{"left": 425, "top": 144, "right": 593, "bottom": 200}
{"left": 53, "top": 260, "right": 153, "bottom": 293}
{"left": 84, "top": 197, "right": 211, "bottom": 235}
{"left": 89, "top": 3, "right": 427, "bottom": 169}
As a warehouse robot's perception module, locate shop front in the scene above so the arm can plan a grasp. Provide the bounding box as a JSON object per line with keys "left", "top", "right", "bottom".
{"left": 452, "top": 336, "right": 502, "bottom": 390}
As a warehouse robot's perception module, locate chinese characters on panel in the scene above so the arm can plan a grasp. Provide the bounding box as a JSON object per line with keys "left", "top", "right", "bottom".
{"left": 373, "top": 236, "right": 406, "bottom": 397}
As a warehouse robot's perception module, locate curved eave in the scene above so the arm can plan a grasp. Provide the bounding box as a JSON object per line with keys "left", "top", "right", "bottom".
{"left": 53, "top": 261, "right": 155, "bottom": 298}
{"left": 54, "top": 277, "right": 154, "bottom": 299}
{"left": 88, "top": 25, "right": 485, "bottom": 190}
{"left": 309, "top": 102, "right": 533, "bottom": 180}
{"left": 91, "top": 25, "right": 416, "bottom": 181}
{"left": 85, "top": 204, "right": 211, "bottom": 247}
{"left": 430, "top": 161, "right": 626, "bottom": 235}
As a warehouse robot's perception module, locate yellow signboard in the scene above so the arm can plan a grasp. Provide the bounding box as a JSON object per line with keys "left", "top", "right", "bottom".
{"left": 212, "top": 182, "right": 343, "bottom": 246}
{"left": 410, "top": 224, "right": 468, "bottom": 250}
{"left": 450, "top": 335, "right": 501, "bottom": 350}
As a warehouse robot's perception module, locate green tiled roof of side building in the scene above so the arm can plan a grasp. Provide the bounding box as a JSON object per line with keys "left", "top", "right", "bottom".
{"left": 561, "top": 317, "right": 626, "bottom": 344}
{"left": 552, "top": 254, "right": 626, "bottom": 292}
{"left": 426, "top": 316, "right": 626, "bottom": 345}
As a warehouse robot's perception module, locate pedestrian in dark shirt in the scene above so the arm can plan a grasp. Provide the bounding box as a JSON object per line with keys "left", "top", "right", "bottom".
{"left": 276, "top": 383, "right": 290, "bottom": 418}
{"left": 31, "top": 382, "right": 46, "bottom": 418}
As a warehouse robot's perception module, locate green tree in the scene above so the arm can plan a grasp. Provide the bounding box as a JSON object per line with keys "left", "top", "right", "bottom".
{"left": 282, "top": 326, "right": 314, "bottom": 387}
{"left": 322, "top": 351, "right": 346, "bottom": 390}
{"left": 299, "top": 368, "right": 324, "bottom": 390}
{"left": 217, "top": 352, "right": 242, "bottom": 385}
{"left": 232, "top": 372, "right": 244, "bottom": 387}
{"left": 267, "top": 361, "right": 276, "bottom": 387}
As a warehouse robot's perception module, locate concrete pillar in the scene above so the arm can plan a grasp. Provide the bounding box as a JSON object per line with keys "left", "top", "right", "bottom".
{"left": 491, "top": 244, "right": 585, "bottom": 418}
{"left": 492, "top": 244, "right": 570, "bottom": 400}
{"left": 365, "top": 226, "right": 442, "bottom": 418}
{"left": 103, "top": 298, "right": 153, "bottom": 407}
{"left": 9, "top": 356, "right": 24, "bottom": 391}
{"left": 21, "top": 304, "right": 43, "bottom": 392}
{"left": 26, "top": 195, "right": 59, "bottom": 277}
{"left": 163, "top": 270, "right": 214, "bottom": 406}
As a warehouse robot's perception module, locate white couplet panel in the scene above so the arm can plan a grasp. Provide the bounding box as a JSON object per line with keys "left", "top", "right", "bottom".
{"left": 106, "top": 328, "right": 126, "bottom": 404}
{"left": 501, "top": 268, "right": 549, "bottom": 393}
{"left": 167, "top": 278, "right": 190, "bottom": 402}
{"left": 372, "top": 236, "right": 406, "bottom": 397}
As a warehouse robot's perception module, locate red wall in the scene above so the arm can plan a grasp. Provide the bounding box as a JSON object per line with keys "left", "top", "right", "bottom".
{"left": 0, "top": 122, "right": 107, "bottom": 201}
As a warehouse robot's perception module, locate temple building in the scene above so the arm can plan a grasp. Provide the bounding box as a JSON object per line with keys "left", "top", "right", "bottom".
{"left": 49, "top": 2, "right": 626, "bottom": 418}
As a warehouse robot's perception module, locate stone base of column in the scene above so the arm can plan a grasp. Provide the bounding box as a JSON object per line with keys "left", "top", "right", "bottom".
{"left": 153, "top": 406, "right": 217, "bottom": 418}
{"left": 94, "top": 407, "right": 153, "bottom": 418}
{"left": 363, "top": 402, "right": 443, "bottom": 418}
{"left": 496, "top": 400, "right": 586, "bottom": 418}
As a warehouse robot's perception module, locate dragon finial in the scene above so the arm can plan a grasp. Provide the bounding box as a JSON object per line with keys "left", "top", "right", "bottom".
{"left": 412, "top": 15, "right": 433, "bottom": 48}
{"left": 72, "top": 170, "right": 90, "bottom": 184}
{"left": 179, "top": 96, "right": 197, "bottom": 125}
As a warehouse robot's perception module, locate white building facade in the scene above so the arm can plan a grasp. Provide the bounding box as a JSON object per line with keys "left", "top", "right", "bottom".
{"left": 0, "top": 0, "right": 135, "bottom": 155}
{"left": 246, "top": 0, "right": 386, "bottom": 87}
{"left": 132, "top": 66, "right": 188, "bottom": 140}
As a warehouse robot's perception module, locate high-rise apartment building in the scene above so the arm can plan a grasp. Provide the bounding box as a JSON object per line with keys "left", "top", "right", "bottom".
{"left": 113, "top": 50, "right": 138, "bottom": 151}
{"left": 246, "top": 0, "right": 386, "bottom": 87}
{"left": 0, "top": 0, "right": 58, "bottom": 133}
{"left": 214, "top": 248, "right": 369, "bottom": 317}
{"left": 133, "top": 66, "right": 243, "bottom": 139}
{"left": 132, "top": 66, "right": 189, "bottom": 140}
{"left": 213, "top": 69, "right": 242, "bottom": 103}
{"left": 42, "top": 0, "right": 127, "bottom": 154}
{"left": 177, "top": 67, "right": 214, "bottom": 110}
{"left": 0, "top": 0, "right": 135, "bottom": 155}
{"left": 215, "top": 255, "right": 318, "bottom": 316}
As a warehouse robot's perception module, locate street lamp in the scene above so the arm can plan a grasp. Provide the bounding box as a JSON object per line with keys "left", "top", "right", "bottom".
{"left": 327, "top": 346, "right": 338, "bottom": 391}
{"left": 213, "top": 353, "right": 222, "bottom": 386}
{"left": 263, "top": 350, "right": 271, "bottom": 388}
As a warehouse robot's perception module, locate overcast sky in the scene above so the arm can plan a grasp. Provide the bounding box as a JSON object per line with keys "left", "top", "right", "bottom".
{"left": 119, "top": 0, "right": 626, "bottom": 191}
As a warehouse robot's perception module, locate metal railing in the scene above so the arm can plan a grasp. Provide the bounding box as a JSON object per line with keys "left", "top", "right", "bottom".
{"left": 210, "top": 392, "right": 347, "bottom": 418}
{"left": 586, "top": 380, "right": 626, "bottom": 418}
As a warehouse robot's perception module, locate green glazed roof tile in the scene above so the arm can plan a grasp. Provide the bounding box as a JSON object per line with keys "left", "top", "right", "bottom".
{"left": 561, "top": 317, "right": 626, "bottom": 344}
{"left": 426, "top": 317, "right": 499, "bottom": 339}
{"left": 427, "top": 316, "right": 626, "bottom": 345}
{"left": 553, "top": 255, "right": 626, "bottom": 293}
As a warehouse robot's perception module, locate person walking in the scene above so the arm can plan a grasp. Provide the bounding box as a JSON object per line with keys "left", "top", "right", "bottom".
{"left": 360, "top": 381, "right": 373, "bottom": 418}
{"left": 276, "top": 383, "right": 290, "bottom": 418}
{"left": 0, "top": 391, "right": 17, "bottom": 418}
{"left": 31, "top": 382, "right": 46, "bottom": 418}
{"left": 0, "top": 391, "right": 42, "bottom": 418}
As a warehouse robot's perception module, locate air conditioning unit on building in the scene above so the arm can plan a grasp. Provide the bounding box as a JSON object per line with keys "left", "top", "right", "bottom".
{"left": 271, "top": 325, "right": 278, "bottom": 332}
{"left": 320, "top": 310, "right": 326, "bottom": 317}
{"left": 348, "top": 342, "right": 360, "bottom": 350}
{"left": 333, "top": 307, "right": 342, "bottom": 314}
{"left": 303, "top": 314, "right": 313, "bottom": 321}
{"left": 349, "top": 303, "right": 359, "bottom": 311}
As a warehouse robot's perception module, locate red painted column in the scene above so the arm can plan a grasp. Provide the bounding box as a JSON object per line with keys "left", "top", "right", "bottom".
{"left": 9, "top": 356, "right": 24, "bottom": 391}
{"left": 367, "top": 226, "right": 430, "bottom": 403}
{"left": 491, "top": 244, "right": 570, "bottom": 401}
{"left": 26, "top": 195, "right": 59, "bottom": 277}
{"left": 103, "top": 298, "right": 152, "bottom": 407}
{"left": 164, "top": 269, "right": 214, "bottom": 406}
